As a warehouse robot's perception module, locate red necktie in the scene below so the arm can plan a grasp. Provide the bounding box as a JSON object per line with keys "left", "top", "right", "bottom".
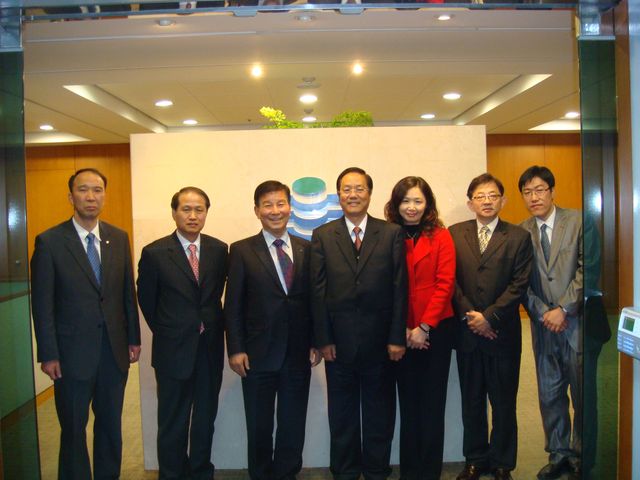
{"left": 188, "top": 244, "right": 204, "bottom": 333}
{"left": 353, "top": 226, "right": 362, "bottom": 251}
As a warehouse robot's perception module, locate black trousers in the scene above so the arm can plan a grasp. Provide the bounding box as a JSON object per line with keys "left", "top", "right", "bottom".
{"left": 325, "top": 353, "right": 396, "bottom": 480}
{"left": 54, "top": 329, "right": 128, "bottom": 480}
{"left": 456, "top": 348, "right": 521, "bottom": 471}
{"left": 395, "top": 326, "right": 453, "bottom": 480}
{"left": 241, "top": 355, "right": 311, "bottom": 480}
{"left": 155, "top": 333, "right": 224, "bottom": 480}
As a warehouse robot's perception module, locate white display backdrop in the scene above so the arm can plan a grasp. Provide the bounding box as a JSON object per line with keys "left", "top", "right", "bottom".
{"left": 131, "top": 125, "right": 486, "bottom": 470}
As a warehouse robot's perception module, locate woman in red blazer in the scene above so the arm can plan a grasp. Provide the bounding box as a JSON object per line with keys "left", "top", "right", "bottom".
{"left": 385, "top": 176, "right": 456, "bottom": 480}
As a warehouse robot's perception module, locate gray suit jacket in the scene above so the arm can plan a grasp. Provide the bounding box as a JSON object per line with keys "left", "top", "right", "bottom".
{"left": 520, "top": 207, "right": 583, "bottom": 353}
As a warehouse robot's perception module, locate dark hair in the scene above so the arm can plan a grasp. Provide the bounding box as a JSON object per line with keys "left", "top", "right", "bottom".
{"left": 254, "top": 180, "right": 291, "bottom": 206}
{"left": 385, "top": 176, "right": 443, "bottom": 236}
{"left": 68, "top": 168, "right": 107, "bottom": 192}
{"left": 171, "top": 187, "right": 211, "bottom": 210}
{"left": 466, "top": 173, "right": 504, "bottom": 199}
{"left": 517, "top": 165, "right": 556, "bottom": 192}
{"left": 336, "top": 167, "right": 373, "bottom": 192}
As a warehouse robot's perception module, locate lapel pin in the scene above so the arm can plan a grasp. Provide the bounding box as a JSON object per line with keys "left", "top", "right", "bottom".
{"left": 105, "top": 240, "right": 110, "bottom": 245}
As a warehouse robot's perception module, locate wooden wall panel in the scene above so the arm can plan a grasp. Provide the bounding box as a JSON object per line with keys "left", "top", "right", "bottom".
{"left": 487, "top": 133, "right": 582, "bottom": 225}
{"left": 26, "top": 144, "right": 132, "bottom": 262}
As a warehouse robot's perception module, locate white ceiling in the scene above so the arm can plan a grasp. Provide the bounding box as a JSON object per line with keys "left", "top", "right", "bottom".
{"left": 22, "top": 7, "right": 579, "bottom": 144}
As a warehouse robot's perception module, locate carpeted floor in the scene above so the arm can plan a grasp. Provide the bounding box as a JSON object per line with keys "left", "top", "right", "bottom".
{"left": 35, "top": 318, "right": 620, "bottom": 480}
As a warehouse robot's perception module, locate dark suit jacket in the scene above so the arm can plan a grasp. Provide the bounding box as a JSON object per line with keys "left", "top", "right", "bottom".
{"left": 224, "top": 232, "right": 312, "bottom": 371}
{"left": 137, "top": 232, "right": 228, "bottom": 379}
{"left": 310, "top": 215, "right": 407, "bottom": 363}
{"left": 449, "top": 219, "right": 532, "bottom": 356}
{"left": 31, "top": 219, "right": 140, "bottom": 380}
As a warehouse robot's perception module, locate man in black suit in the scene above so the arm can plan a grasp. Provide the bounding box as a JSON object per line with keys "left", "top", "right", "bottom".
{"left": 31, "top": 168, "right": 141, "bottom": 480}
{"left": 137, "top": 186, "right": 228, "bottom": 480}
{"left": 449, "top": 173, "right": 533, "bottom": 480}
{"left": 311, "top": 167, "right": 407, "bottom": 480}
{"left": 225, "top": 180, "right": 320, "bottom": 480}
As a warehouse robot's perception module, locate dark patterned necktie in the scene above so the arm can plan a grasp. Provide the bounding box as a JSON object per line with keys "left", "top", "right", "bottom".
{"left": 86, "top": 233, "right": 102, "bottom": 285}
{"left": 540, "top": 224, "right": 551, "bottom": 264}
{"left": 273, "top": 239, "right": 293, "bottom": 291}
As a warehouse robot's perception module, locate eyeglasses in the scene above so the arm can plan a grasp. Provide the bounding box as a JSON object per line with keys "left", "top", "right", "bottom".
{"left": 521, "top": 187, "right": 551, "bottom": 198}
{"left": 340, "top": 186, "right": 369, "bottom": 195}
{"left": 471, "top": 193, "right": 501, "bottom": 202}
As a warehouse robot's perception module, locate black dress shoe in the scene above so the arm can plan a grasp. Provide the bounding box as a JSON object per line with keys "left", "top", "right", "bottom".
{"left": 493, "top": 469, "right": 513, "bottom": 480}
{"left": 456, "top": 464, "right": 488, "bottom": 480}
{"left": 566, "top": 465, "right": 582, "bottom": 480}
{"left": 537, "top": 459, "right": 570, "bottom": 480}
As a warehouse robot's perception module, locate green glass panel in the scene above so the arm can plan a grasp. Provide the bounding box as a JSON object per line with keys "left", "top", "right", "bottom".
{"left": 578, "top": 37, "right": 618, "bottom": 478}
{"left": 1, "top": 42, "right": 41, "bottom": 480}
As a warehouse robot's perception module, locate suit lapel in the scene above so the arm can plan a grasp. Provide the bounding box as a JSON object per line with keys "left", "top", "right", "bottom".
{"left": 168, "top": 233, "right": 199, "bottom": 286}
{"left": 290, "top": 235, "right": 305, "bottom": 291}
{"left": 463, "top": 221, "right": 482, "bottom": 264}
{"left": 480, "top": 220, "right": 507, "bottom": 264}
{"left": 412, "top": 234, "right": 431, "bottom": 266}
{"left": 63, "top": 220, "right": 101, "bottom": 292}
{"left": 334, "top": 218, "right": 358, "bottom": 275}
{"left": 526, "top": 217, "right": 548, "bottom": 274}
{"left": 251, "top": 233, "right": 285, "bottom": 293}
{"left": 547, "top": 207, "right": 567, "bottom": 270}
{"left": 356, "top": 216, "right": 380, "bottom": 275}
{"left": 98, "top": 223, "right": 112, "bottom": 292}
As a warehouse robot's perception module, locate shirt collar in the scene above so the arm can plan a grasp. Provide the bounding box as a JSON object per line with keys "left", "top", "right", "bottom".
{"left": 262, "top": 229, "right": 291, "bottom": 247}
{"left": 345, "top": 215, "right": 368, "bottom": 235}
{"left": 176, "top": 230, "right": 201, "bottom": 251}
{"left": 535, "top": 205, "right": 556, "bottom": 230}
{"left": 476, "top": 216, "right": 499, "bottom": 233}
{"left": 72, "top": 217, "right": 101, "bottom": 242}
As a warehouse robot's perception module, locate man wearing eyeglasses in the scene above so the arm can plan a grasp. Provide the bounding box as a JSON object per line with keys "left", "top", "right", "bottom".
{"left": 518, "top": 165, "right": 602, "bottom": 480}
{"left": 311, "top": 167, "right": 407, "bottom": 480}
{"left": 449, "top": 173, "right": 532, "bottom": 480}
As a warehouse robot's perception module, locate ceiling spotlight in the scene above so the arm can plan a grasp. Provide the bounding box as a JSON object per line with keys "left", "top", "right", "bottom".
{"left": 437, "top": 14, "right": 452, "bottom": 21}
{"left": 302, "top": 116, "right": 317, "bottom": 123}
{"left": 299, "top": 94, "right": 318, "bottom": 104}
{"left": 39, "top": 124, "right": 55, "bottom": 131}
{"left": 155, "top": 99, "right": 173, "bottom": 107}
{"left": 183, "top": 119, "right": 198, "bottom": 126}
{"left": 420, "top": 113, "right": 435, "bottom": 120}
{"left": 156, "top": 18, "right": 175, "bottom": 27}
{"left": 251, "top": 65, "right": 263, "bottom": 78}
{"left": 564, "top": 111, "right": 580, "bottom": 119}
{"left": 295, "top": 13, "right": 315, "bottom": 22}
{"left": 352, "top": 63, "right": 364, "bottom": 75}
{"left": 443, "top": 92, "right": 461, "bottom": 100}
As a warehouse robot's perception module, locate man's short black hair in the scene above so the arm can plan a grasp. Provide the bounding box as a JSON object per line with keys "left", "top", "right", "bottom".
{"left": 466, "top": 173, "right": 504, "bottom": 199}
{"left": 518, "top": 165, "right": 556, "bottom": 192}
{"left": 171, "top": 187, "right": 211, "bottom": 210}
{"left": 68, "top": 168, "right": 107, "bottom": 192}
{"left": 336, "top": 167, "right": 373, "bottom": 192}
{"left": 254, "top": 180, "right": 291, "bottom": 206}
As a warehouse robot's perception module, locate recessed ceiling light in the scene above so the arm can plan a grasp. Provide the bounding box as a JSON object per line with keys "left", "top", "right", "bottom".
{"left": 352, "top": 63, "right": 364, "bottom": 75}
{"left": 155, "top": 99, "right": 173, "bottom": 107}
{"left": 302, "top": 116, "right": 317, "bottom": 123}
{"left": 295, "top": 13, "right": 315, "bottom": 22}
{"left": 251, "top": 65, "right": 263, "bottom": 78}
{"left": 437, "top": 14, "right": 452, "bottom": 21}
{"left": 183, "top": 119, "right": 198, "bottom": 126}
{"left": 39, "top": 124, "right": 55, "bottom": 131}
{"left": 420, "top": 113, "right": 435, "bottom": 120}
{"left": 299, "top": 94, "right": 318, "bottom": 104}
{"left": 156, "top": 19, "right": 175, "bottom": 27}
{"left": 443, "top": 92, "right": 461, "bottom": 100}
{"left": 564, "top": 111, "right": 580, "bottom": 119}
